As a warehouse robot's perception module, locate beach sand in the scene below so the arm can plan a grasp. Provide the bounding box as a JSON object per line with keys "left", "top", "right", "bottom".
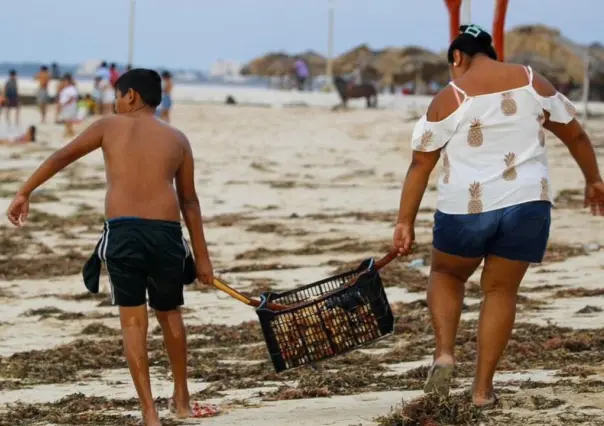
{"left": 0, "top": 103, "right": 604, "bottom": 425}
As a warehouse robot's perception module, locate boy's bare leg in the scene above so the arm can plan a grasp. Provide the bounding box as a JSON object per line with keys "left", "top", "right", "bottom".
{"left": 155, "top": 308, "right": 191, "bottom": 418}
{"left": 119, "top": 306, "right": 161, "bottom": 426}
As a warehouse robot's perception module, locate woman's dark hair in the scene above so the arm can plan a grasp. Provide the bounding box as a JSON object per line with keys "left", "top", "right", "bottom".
{"left": 447, "top": 24, "right": 498, "bottom": 63}
{"left": 115, "top": 68, "right": 162, "bottom": 107}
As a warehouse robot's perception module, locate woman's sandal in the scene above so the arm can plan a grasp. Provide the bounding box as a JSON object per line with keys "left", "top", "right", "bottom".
{"left": 424, "top": 363, "right": 454, "bottom": 396}
{"left": 473, "top": 392, "right": 500, "bottom": 410}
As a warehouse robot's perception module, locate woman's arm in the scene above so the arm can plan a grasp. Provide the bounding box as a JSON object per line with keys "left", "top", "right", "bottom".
{"left": 533, "top": 72, "right": 602, "bottom": 184}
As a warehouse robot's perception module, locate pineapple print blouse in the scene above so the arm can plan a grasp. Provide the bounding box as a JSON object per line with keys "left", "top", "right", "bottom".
{"left": 410, "top": 66, "right": 577, "bottom": 215}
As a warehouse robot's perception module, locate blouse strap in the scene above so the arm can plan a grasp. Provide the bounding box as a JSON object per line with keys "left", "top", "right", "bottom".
{"left": 449, "top": 81, "right": 467, "bottom": 106}
{"left": 523, "top": 65, "right": 533, "bottom": 84}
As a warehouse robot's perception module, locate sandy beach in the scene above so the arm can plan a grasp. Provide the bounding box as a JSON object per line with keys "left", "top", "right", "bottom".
{"left": 1, "top": 101, "right": 604, "bottom": 425}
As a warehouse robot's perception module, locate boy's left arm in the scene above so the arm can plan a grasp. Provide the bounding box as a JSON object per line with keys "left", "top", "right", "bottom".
{"left": 7, "top": 118, "right": 107, "bottom": 226}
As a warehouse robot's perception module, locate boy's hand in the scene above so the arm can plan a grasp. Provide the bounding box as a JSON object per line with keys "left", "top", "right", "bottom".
{"left": 585, "top": 181, "right": 604, "bottom": 216}
{"left": 7, "top": 193, "right": 29, "bottom": 227}
{"left": 196, "top": 258, "right": 214, "bottom": 289}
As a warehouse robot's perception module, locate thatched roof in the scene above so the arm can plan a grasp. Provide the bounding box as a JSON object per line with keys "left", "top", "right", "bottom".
{"left": 368, "top": 46, "right": 448, "bottom": 85}
{"left": 505, "top": 25, "right": 603, "bottom": 84}
{"left": 240, "top": 52, "right": 290, "bottom": 76}
{"left": 333, "top": 44, "right": 377, "bottom": 75}
{"left": 296, "top": 50, "right": 327, "bottom": 76}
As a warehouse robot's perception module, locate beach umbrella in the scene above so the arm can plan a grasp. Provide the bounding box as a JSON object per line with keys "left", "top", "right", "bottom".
{"left": 240, "top": 52, "right": 290, "bottom": 77}
{"left": 333, "top": 44, "right": 376, "bottom": 75}
{"left": 507, "top": 52, "right": 566, "bottom": 83}
{"left": 295, "top": 50, "right": 327, "bottom": 76}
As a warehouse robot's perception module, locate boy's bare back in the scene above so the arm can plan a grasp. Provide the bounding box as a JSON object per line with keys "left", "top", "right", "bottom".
{"left": 101, "top": 114, "right": 188, "bottom": 221}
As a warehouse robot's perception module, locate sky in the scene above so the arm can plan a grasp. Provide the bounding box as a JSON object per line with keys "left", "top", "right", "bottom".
{"left": 5, "top": 0, "right": 602, "bottom": 70}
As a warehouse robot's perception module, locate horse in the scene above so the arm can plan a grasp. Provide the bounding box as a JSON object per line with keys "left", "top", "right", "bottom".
{"left": 333, "top": 76, "right": 378, "bottom": 109}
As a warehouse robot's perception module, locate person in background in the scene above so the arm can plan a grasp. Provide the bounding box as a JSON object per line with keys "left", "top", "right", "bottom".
{"left": 96, "top": 61, "right": 110, "bottom": 82}
{"left": 156, "top": 71, "right": 173, "bottom": 122}
{"left": 51, "top": 62, "right": 60, "bottom": 80}
{"left": 4, "top": 70, "right": 20, "bottom": 126}
{"left": 83, "top": 94, "right": 96, "bottom": 115}
{"left": 35, "top": 66, "right": 51, "bottom": 123}
{"left": 58, "top": 74, "right": 78, "bottom": 137}
{"left": 54, "top": 77, "right": 67, "bottom": 123}
{"left": 393, "top": 25, "right": 604, "bottom": 408}
{"left": 110, "top": 63, "right": 121, "bottom": 88}
{"left": 99, "top": 76, "right": 116, "bottom": 115}
{"left": 294, "top": 57, "right": 309, "bottom": 91}
{"left": 0, "top": 125, "right": 36, "bottom": 145}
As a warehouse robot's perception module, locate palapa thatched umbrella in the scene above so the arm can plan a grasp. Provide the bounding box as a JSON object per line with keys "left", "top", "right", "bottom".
{"left": 333, "top": 44, "right": 376, "bottom": 75}
{"left": 295, "top": 50, "right": 327, "bottom": 76}
{"left": 507, "top": 52, "right": 565, "bottom": 83}
{"left": 240, "top": 52, "right": 290, "bottom": 76}
{"left": 369, "top": 47, "right": 448, "bottom": 87}
{"left": 505, "top": 25, "right": 592, "bottom": 84}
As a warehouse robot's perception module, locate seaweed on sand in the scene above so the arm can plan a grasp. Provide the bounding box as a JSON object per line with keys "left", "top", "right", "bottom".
{"left": 375, "top": 392, "right": 489, "bottom": 426}
{"left": 0, "top": 250, "right": 87, "bottom": 280}
{"left": 0, "top": 393, "right": 182, "bottom": 426}
{"left": 27, "top": 209, "right": 105, "bottom": 232}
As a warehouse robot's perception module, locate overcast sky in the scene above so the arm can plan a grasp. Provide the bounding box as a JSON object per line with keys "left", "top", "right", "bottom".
{"left": 5, "top": 0, "right": 600, "bottom": 69}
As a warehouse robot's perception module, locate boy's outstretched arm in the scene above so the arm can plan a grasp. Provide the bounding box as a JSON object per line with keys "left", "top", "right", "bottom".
{"left": 7, "top": 118, "right": 106, "bottom": 226}
{"left": 174, "top": 135, "right": 214, "bottom": 287}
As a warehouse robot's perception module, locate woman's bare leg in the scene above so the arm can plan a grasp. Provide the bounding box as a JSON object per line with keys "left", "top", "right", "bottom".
{"left": 473, "top": 254, "right": 528, "bottom": 405}
{"left": 155, "top": 309, "right": 191, "bottom": 418}
{"left": 429, "top": 248, "right": 482, "bottom": 363}
{"left": 424, "top": 248, "right": 482, "bottom": 394}
{"left": 120, "top": 306, "right": 161, "bottom": 426}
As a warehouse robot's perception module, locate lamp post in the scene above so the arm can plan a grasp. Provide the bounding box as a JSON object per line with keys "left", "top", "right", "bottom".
{"left": 128, "top": 0, "right": 136, "bottom": 67}
{"left": 326, "top": 0, "right": 335, "bottom": 87}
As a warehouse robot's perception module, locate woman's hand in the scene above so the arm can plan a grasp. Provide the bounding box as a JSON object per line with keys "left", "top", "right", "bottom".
{"left": 393, "top": 221, "right": 415, "bottom": 256}
{"left": 585, "top": 181, "right": 604, "bottom": 216}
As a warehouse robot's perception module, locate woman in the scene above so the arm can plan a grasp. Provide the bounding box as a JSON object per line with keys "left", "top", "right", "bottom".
{"left": 156, "top": 71, "right": 173, "bottom": 122}
{"left": 57, "top": 74, "right": 79, "bottom": 137}
{"left": 393, "top": 25, "right": 604, "bottom": 407}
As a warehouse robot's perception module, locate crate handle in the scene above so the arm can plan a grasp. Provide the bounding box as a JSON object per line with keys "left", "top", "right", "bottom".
{"left": 213, "top": 277, "right": 287, "bottom": 311}
{"left": 374, "top": 248, "right": 399, "bottom": 271}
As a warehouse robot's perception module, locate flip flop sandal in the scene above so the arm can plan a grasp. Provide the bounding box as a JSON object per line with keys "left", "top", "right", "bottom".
{"left": 423, "top": 363, "right": 454, "bottom": 396}
{"left": 474, "top": 392, "right": 500, "bottom": 410}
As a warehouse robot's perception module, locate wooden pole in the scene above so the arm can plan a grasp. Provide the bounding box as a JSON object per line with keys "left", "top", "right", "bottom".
{"left": 492, "top": 0, "right": 509, "bottom": 61}
{"left": 326, "top": 0, "right": 335, "bottom": 81}
{"left": 582, "top": 47, "right": 590, "bottom": 125}
{"left": 128, "top": 0, "right": 136, "bottom": 66}
{"left": 461, "top": 0, "right": 471, "bottom": 25}
{"left": 444, "top": 0, "right": 463, "bottom": 43}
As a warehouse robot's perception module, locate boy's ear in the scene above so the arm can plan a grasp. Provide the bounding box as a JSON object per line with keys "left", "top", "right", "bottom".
{"left": 127, "top": 88, "right": 136, "bottom": 104}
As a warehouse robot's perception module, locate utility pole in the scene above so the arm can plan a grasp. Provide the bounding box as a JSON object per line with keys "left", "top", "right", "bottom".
{"left": 128, "top": 0, "right": 136, "bottom": 66}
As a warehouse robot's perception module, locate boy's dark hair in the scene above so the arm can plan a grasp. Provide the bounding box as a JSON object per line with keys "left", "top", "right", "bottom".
{"left": 161, "top": 71, "right": 172, "bottom": 79}
{"left": 447, "top": 24, "right": 498, "bottom": 63}
{"left": 115, "top": 68, "right": 162, "bottom": 108}
{"left": 29, "top": 125, "right": 36, "bottom": 142}
{"left": 9, "top": 69, "right": 16, "bottom": 77}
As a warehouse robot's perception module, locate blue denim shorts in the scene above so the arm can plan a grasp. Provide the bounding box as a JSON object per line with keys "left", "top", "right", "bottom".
{"left": 433, "top": 201, "right": 551, "bottom": 263}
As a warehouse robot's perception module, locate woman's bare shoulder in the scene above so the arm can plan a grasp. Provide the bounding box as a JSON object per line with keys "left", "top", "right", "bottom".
{"left": 426, "top": 85, "right": 461, "bottom": 122}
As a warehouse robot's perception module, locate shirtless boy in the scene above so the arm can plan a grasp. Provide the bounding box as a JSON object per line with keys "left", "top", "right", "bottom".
{"left": 35, "top": 66, "right": 51, "bottom": 123}
{"left": 7, "top": 69, "right": 214, "bottom": 426}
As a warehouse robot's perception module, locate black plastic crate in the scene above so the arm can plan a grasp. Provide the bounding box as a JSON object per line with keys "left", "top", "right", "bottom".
{"left": 256, "top": 258, "right": 394, "bottom": 373}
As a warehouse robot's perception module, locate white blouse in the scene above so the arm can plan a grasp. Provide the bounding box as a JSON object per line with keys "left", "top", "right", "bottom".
{"left": 410, "top": 66, "right": 576, "bottom": 215}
